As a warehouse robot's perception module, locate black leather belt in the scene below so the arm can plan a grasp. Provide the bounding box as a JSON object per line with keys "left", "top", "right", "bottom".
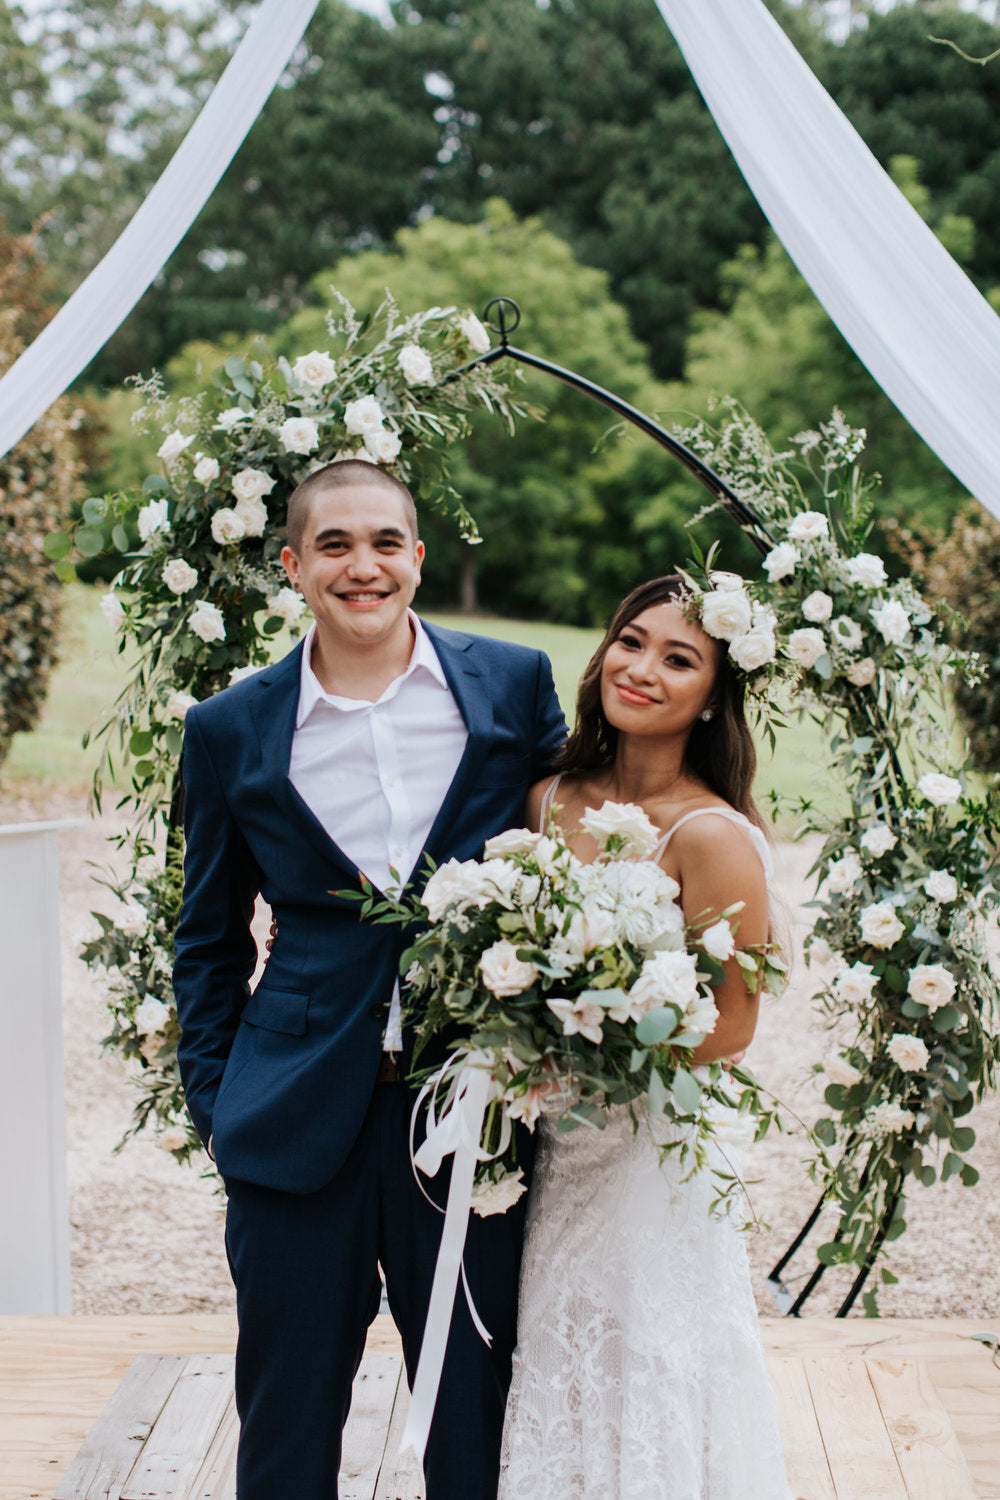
{"left": 376, "top": 1053, "right": 402, "bottom": 1084}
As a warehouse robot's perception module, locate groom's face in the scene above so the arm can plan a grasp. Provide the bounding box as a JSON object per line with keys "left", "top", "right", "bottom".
{"left": 281, "top": 481, "right": 425, "bottom": 654}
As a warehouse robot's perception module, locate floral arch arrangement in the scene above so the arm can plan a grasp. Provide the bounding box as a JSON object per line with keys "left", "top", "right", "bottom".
{"left": 65, "top": 294, "right": 1000, "bottom": 1316}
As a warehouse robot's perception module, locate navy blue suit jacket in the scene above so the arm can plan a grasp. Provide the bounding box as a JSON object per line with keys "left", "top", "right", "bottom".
{"left": 173, "top": 620, "right": 566, "bottom": 1194}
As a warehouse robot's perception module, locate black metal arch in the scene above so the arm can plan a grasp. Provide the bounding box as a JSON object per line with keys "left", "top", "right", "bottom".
{"left": 453, "top": 297, "right": 776, "bottom": 557}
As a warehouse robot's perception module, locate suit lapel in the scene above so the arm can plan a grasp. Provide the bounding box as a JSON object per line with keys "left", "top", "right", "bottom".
{"left": 419, "top": 621, "right": 494, "bottom": 871}
{"left": 248, "top": 643, "right": 363, "bottom": 885}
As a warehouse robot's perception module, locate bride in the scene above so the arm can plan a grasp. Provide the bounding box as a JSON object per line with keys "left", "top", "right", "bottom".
{"left": 498, "top": 574, "right": 792, "bottom": 1499}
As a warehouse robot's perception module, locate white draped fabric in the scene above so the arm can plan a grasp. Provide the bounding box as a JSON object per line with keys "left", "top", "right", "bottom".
{"left": 0, "top": 0, "right": 321, "bottom": 461}
{"left": 654, "top": 0, "right": 1000, "bottom": 517}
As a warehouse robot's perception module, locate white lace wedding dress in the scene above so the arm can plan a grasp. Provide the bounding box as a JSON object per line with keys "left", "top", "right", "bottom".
{"left": 498, "top": 794, "right": 792, "bottom": 1500}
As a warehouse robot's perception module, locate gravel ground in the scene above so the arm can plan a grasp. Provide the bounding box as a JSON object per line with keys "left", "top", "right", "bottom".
{"left": 5, "top": 784, "right": 998, "bottom": 1322}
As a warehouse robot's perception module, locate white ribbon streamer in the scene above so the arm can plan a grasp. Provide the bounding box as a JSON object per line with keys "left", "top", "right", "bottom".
{"left": 654, "top": 0, "right": 1000, "bottom": 517}
{"left": 0, "top": 0, "right": 321, "bottom": 460}
{"left": 402, "top": 1052, "right": 505, "bottom": 1462}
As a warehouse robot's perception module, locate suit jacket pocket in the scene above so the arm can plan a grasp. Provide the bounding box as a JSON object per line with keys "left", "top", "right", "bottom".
{"left": 243, "top": 984, "right": 310, "bottom": 1035}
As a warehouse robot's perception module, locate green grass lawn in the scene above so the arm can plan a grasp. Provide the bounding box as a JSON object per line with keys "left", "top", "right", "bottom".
{"left": 4, "top": 583, "right": 836, "bottom": 824}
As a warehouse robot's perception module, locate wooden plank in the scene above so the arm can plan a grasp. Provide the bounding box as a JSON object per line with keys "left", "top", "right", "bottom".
{"left": 119, "top": 1355, "right": 233, "bottom": 1500}
{"left": 181, "top": 1395, "right": 238, "bottom": 1500}
{"left": 340, "top": 1354, "right": 403, "bottom": 1500}
{"left": 805, "top": 1358, "right": 909, "bottom": 1500}
{"left": 376, "top": 1376, "right": 425, "bottom": 1500}
{"left": 55, "top": 1356, "right": 186, "bottom": 1500}
{"left": 866, "top": 1358, "right": 979, "bottom": 1500}
{"left": 766, "top": 1357, "right": 837, "bottom": 1500}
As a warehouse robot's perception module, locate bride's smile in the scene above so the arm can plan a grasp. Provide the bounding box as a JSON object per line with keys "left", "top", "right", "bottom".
{"left": 600, "top": 601, "right": 716, "bottom": 737}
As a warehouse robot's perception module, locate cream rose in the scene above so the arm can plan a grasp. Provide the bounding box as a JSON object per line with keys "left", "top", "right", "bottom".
{"left": 870, "top": 597, "right": 910, "bottom": 646}
{"left": 134, "top": 996, "right": 171, "bottom": 1034}
{"left": 279, "top": 416, "right": 320, "bottom": 455}
{"left": 231, "top": 468, "right": 276, "bottom": 503}
{"left": 189, "top": 600, "right": 226, "bottom": 643}
{"left": 824, "top": 1054, "right": 862, "bottom": 1087}
{"left": 860, "top": 822, "right": 897, "bottom": 857}
{"left": 924, "top": 869, "right": 958, "bottom": 903}
{"left": 762, "top": 541, "right": 799, "bottom": 581}
{"left": 265, "top": 587, "right": 306, "bottom": 624}
{"left": 421, "top": 858, "right": 481, "bottom": 920}
{"left": 480, "top": 939, "right": 539, "bottom": 997}
{"left": 137, "top": 498, "right": 170, "bottom": 542}
{"left": 826, "top": 851, "right": 862, "bottom": 894}
{"left": 471, "top": 1167, "right": 526, "bottom": 1217}
{"left": 845, "top": 657, "right": 876, "bottom": 687}
{"left": 787, "top": 627, "right": 827, "bottom": 669}
{"left": 787, "top": 510, "right": 829, "bottom": 542}
{"left": 579, "top": 800, "right": 660, "bottom": 858}
{"left": 483, "top": 828, "right": 544, "bottom": 859}
{"left": 729, "top": 628, "right": 776, "bottom": 671}
{"left": 833, "top": 961, "right": 877, "bottom": 1005}
{"left": 231, "top": 496, "right": 266, "bottom": 539}
{"left": 907, "top": 963, "right": 956, "bottom": 1013}
{"left": 157, "top": 430, "right": 193, "bottom": 465}
{"left": 701, "top": 919, "right": 736, "bottom": 962}
{"left": 398, "top": 342, "right": 434, "bottom": 385}
{"left": 165, "top": 689, "right": 197, "bottom": 720}
{"left": 459, "top": 312, "right": 491, "bottom": 353}
{"left": 344, "top": 395, "right": 385, "bottom": 435}
{"left": 859, "top": 901, "right": 905, "bottom": 949}
{"left": 211, "top": 508, "right": 246, "bottom": 545}
{"left": 193, "top": 455, "right": 220, "bottom": 485}
{"left": 844, "top": 552, "right": 887, "bottom": 589}
{"left": 629, "top": 949, "right": 701, "bottom": 1011}
{"left": 801, "top": 590, "right": 833, "bottom": 624}
{"left": 807, "top": 935, "right": 833, "bottom": 966}
{"left": 161, "top": 558, "right": 198, "bottom": 595}
{"left": 916, "top": 772, "right": 962, "bottom": 807}
{"left": 100, "top": 590, "right": 126, "bottom": 630}
{"left": 116, "top": 902, "right": 147, "bottom": 936}
{"left": 886, "top": 1033, "right": 930, "bottom": 1073}
{"left": 364, "top": 426, "right": 402, "bottom": 463}
{"left": 700, "top": 587, "right": 752, "bottom": 641}
{"left": 292, "top": 349, "right": 337, "bottom": 389}
{"left": 157, "top": 1126, "right": 190, "bottom": 1153}
{"left": 215, "top": 406, "right": 248, "bottom": 432}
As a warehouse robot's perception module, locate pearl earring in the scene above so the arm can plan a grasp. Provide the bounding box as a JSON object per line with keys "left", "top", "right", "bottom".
{"left": 700, "top": 708, "right": 714, "bottom": 722}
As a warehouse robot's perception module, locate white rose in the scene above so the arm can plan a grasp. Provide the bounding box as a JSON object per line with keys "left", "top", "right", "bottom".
{"left": 824, "top": 1054, "right": 862, "bottom": 1087}
{"left": 398, "top": 342, "right": 435, "bottom": 385}
{"left": 459, "top": 312, "right": 491, "bottom": 353}
{"left": 484, "top": 828, "right": 544, "bottom": 859}
{"left": 833, "top": 960, "right": 877, "bottom": 1005}
{"left": 870, "top": 597, "right": 910, "bottom": 646}
{"left": 581, "top": 903, "right": 620, "bottom": 950}
{"left": 701, "top": 919, "right": 735, "bottom": 962}
{"left": 860, "top": 823, "right": 897, "bottom": 857}
{"left": 831, "top": 615, "right": 864, "bottom": 651}
{"left": 859, "top": 901, "right": 905, "bottom": 949}
{"left": 762, "top": 541, "right": 800, "bottom": 581}
{"left": 157, "top": 430, "right": 193, "bottom": 465}
{"left": 867, "top": 1101, "right": 916, "bottom": 1134}
{"left": 845, "top": 657, "right": 877, "bottom": 687}
{"left": 886, "top": 1033, "right": 930, "bottom": 1073}
{"left": 629, "top": 949, "right": 701, "bottom": 1011}
{"left": 278, "top": 416, "right": 320, "bottom": 455}
{"left": 924, "top": 870, "right": 958, "bottom": 903}
{"left": 907, "top": 963, "right": 956, "bottom": 1013}
{"left": 579, "top": 800, "right": 660, "bottom": 859}
{"left": 100, "top": 590, "right": 126, "bottom": 630}
{"left": 364, "top": 426, "right": 402, "bottom": 463}
{"left": 787, "top": 510, "right": 829, "bottom": 542}
{"left": 916, "top": 772, "right": 962, "bottom": 807}
{"left": 234, "top": 495, "right": 268, "bottom": 538}
{"left": 211, "top": 507, "right": 246, "bottom": 545}
{"left": 709, "top": 570, "right": 745, "bottom": 592}
{"left": 161, "top": 557, "right": 198, "bottom": 594}
{"left": 421, "top": 858, "right": 481, "bottom": 920}
{"left": 231, "top": 468, "right": 276, "bottom": 503}
{"left": 193, "top": 455, "right": 220, "bottom": 485}
{"left": 344, "top": 395, "right": 385, "bottom": 435}
{"left": 826, "top": 851, "right": 862, "bottom": 894}
{"left": 116, "top": 902, "right": 147, "bottom": 936}
{"left": 480, "top": 939, "right": 538, "bottom": 997}
{"left": 844, "top": 552, "right": 887, "bottom": 589}
{"left": 700, "top": 588, "right": 753, "bottom": 642}
{"left": 165, "top": 689, "right": 198, "bottom": 720}
{"left": 189, "top": 600, "right": 226, "bottom": 643}
{"left": 292, "top": 349, "right": 337, "bottom": 390}
{"left": 265, "top": 587, "right": 306, "bottom": 624}
{"left": 214, "top": 406, "right": 248, "bottom": 432}
{"left": 752, "top": 601, "right": 778, "bottom": 632}
{"left": 137, "top": 498, "right": 170, "bottom": 542}
{"left": 683, "top": 989, "right": 719, "bottom": 1035}
{"left": 807, "top": 936, "right": 833, "bottom": 966}
{"left": 517, "top": 872, "right": 541, "bottom": 906}
{"left": 134, "top": 996, "right": 171, "bottom": 1035}
{"left": 729, "top": 628, "right": 776, "bottom": 672}
{"left": 157, "top": 1126, "right": 189, "bottom": 1153}
{"left": 471, "top": 1167, "right": 526, "bottom": 1217}
{"left": 801, "top": 590, "right": 833, "bottom": 623}
{"left": 787, "top": 627, "right": 827, "bottom": 669}
{"left": 229, "top": 664, "right": 261, "bottom": 685}
{"left": 473, "top": 858, "right": 523, "bottom": 909}
{"left": 547, "top": 995, "right": 606, "bottom": 1044}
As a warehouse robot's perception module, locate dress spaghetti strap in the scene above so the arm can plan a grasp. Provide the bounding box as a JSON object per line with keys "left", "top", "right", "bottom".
{"left": 651, "top": 806, "right": 773, "bottom": 881}
{"left": 537, "top": 773, "right": 563, "bottom": 833}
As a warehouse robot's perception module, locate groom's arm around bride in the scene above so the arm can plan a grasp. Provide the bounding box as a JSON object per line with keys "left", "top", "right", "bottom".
{"left": 172, "top": 459, "right": 565, "bottom": 1500}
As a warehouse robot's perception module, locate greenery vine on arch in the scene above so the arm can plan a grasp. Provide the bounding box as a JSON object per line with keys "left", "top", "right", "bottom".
{"left": 61, "top": 290, "right": 1000, "bottom": 1315}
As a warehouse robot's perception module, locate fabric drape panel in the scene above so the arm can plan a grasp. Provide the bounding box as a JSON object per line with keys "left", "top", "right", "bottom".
{"left": 0, "top": 0, "right": 321, "bottom": 461}
{"left": 653, "top": 0, "right": 1000, "bottom": 517}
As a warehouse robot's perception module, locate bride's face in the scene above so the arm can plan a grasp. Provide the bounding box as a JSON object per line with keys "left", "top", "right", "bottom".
{"left": 600, "top": 602, "right": 718, "bottom": 739}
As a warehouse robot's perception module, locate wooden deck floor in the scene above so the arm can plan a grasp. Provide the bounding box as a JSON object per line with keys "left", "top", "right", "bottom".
{"left": 1, "top": 1314, "right": 997, "bottom": 1499}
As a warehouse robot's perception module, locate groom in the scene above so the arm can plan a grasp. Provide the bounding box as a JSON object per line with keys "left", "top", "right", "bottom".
{"left": 173, "top": 459, "right": 565, "bottom": 1499}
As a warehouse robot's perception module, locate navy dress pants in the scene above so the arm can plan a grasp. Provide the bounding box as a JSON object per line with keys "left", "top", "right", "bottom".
{"left": 223, "top": 1081, "right": 528, "bottom": 1500}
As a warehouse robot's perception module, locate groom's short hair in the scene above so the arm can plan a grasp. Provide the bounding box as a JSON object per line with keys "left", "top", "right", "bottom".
{"left": 285, "top": 461, "right": 419, "bottom": 554}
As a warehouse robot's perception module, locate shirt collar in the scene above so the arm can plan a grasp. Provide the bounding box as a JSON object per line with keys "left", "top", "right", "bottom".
{"left": 295, "top": 611, "right": 447, "bottom": 726}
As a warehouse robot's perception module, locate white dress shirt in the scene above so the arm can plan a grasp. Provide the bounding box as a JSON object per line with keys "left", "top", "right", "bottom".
{"left": 289, "top": 613, "right": 468, "bottom": 1050}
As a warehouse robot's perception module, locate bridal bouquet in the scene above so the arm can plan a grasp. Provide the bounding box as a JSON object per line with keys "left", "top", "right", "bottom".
{"left": 361, "top": 800, "right": 786, "bottom": 1216}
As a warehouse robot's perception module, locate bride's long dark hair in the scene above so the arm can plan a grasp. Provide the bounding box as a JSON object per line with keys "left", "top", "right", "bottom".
{"left": 556, "top": 574, "right": 765, "bottom": 831}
